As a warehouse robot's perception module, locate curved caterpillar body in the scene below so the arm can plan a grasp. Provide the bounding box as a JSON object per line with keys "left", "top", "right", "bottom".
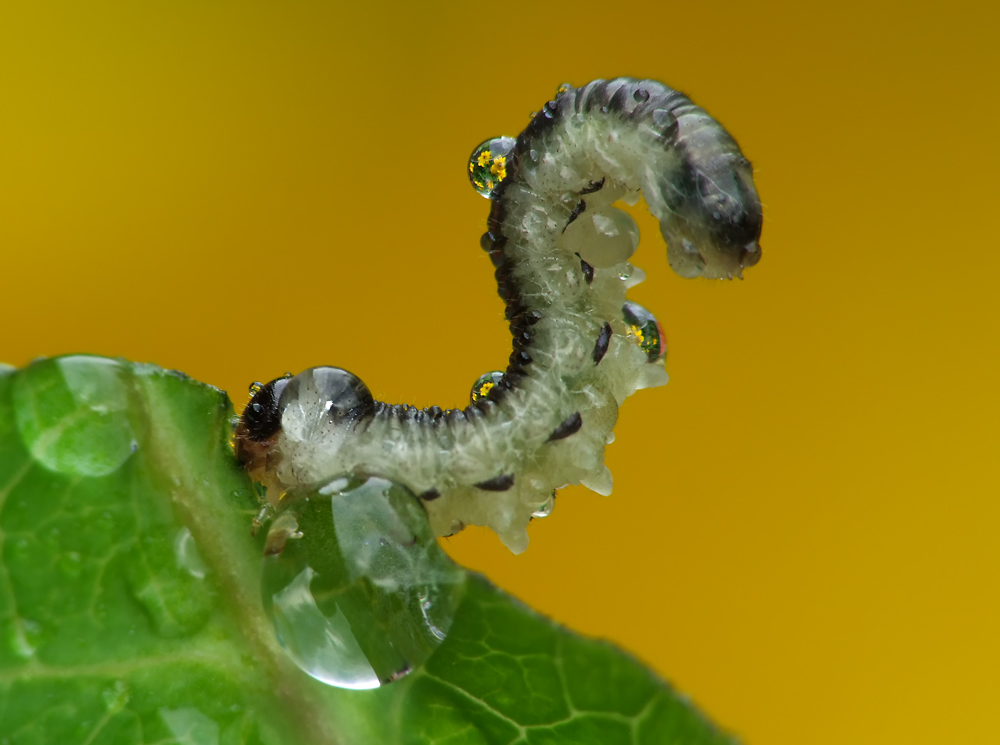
{"left": 236, "top": 78, "right": 762, "bottom": 553}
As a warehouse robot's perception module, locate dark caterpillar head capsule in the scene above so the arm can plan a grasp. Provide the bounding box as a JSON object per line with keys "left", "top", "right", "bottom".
{"left": 660, "top": 142, "right": 763, "bottom": 279}
{"left": 234, "top": 375, "right": 291, "bottom": 478}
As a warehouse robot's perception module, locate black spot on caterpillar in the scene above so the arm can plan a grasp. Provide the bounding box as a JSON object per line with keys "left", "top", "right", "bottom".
{"left": 564, "top": 200, "right": 586, "bottom": 232}
{"left": 474, "top": 474, "right": 515, "bottom": 492}
{"left": 547, "top": 412, "right": 583, "bottom": 442}
{"left": 593, "top": 322, "right": 613, "bottom": 364}
{"left": 235, "top": 77, "right": 762, "bottom": 553}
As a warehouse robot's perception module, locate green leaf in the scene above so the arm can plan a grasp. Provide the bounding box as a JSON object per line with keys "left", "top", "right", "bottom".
{"left": 0, "top": 356, "right": 734, "bottom": 745}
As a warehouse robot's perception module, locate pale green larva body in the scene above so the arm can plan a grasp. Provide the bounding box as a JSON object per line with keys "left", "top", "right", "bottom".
{"left": 236, "top": 78, "right": 762, "bottom": 554}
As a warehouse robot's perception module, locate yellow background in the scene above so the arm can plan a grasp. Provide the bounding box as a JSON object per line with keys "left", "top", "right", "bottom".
{"left": 2, "top": 1, "right": 998, "bottom": 742}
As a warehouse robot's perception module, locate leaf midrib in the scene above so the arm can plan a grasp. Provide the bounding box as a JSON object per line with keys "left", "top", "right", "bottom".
{"left": 133, "top": 370, "right": 343, "bottom": 745}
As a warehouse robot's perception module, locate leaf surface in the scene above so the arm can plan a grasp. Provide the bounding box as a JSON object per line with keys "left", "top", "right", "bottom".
{"left": 0, "top": 357, "right": 733, "bottom": 745}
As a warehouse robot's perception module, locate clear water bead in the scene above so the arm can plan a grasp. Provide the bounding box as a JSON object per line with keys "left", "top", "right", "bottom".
{"left": 468, "top": 137, "right": 516, "bottom": 199}
{"left": 622, "top": 301, "right": 666, "bottom": 363}
{"left": 261, "top": 475, "right": 465, "bottom": 689}
{"left": 277, "top": 366, "right": 375, "bottom": 442}
{"left": 532, "top": 492, "right": 556, "bottom": 518}
{"left": 470, "top": 371, "right": 504, "bottom": 404}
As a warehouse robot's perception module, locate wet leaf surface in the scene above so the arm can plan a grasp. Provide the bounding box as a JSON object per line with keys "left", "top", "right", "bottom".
{"left": 0, "top": 357, "right": 733, "bottom": 744}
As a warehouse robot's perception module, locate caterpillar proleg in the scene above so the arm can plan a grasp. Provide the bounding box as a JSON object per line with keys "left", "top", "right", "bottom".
{"left": 236, "top": 78, "right": 762, "bottom": 554}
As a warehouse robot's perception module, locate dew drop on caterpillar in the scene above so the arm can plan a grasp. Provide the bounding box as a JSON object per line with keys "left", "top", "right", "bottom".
{"left": 236, "top": 77, "right": 762, "bottom": 554}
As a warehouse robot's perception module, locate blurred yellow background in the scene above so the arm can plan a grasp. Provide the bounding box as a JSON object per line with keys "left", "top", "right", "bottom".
{"left": 2, "top": 1, "right": 998, "bottom": 742}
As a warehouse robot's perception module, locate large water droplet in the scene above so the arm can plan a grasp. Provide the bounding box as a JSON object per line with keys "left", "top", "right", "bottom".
{"left": 261, "top": 475, "right": 465, "bottom": 689}
{"left": 469, "top": 371, "right": 504, "bottom": 404}
{"left": 561, "top": 207, "right": 639, "bottom": 268}
{"left": 468, "top": 137, "right": 516, "bottom": 199}
{"left": 622, "top": 301, "right": 666, "bottom": 363}
{"left": 277, "top": 367, "right": 375, "bottom": 444}
{"left": 12, "top": 356, "right": 138, "bottom": 477}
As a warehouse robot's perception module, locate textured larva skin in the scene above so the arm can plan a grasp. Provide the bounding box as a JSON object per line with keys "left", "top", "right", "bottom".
{"left": 249, "top": 78, "right": 762, "bottom": 553}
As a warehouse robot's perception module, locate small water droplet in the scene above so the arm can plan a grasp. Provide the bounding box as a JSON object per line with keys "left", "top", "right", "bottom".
{"left": 174, "top": 527, "right": 208, "bottom": 579}
{"left": 470, "top": 371, "right": 504, "bottom": 405}
{"left": 532, "top": 492, "right": 556, "bottom": 518}
{"left": 529, "top": 149, "right": 539, "bottom": 162}
{"left": 5, "top": 622, "right": 36, "bottom": 661}
{"left": 633, "top": 88, "right": 650, "bottom": 102}
{"left": 623, "top": 301, "right": 666, "bottom": 363}
{"left": 261, "top": 475, "right": 465, "bottom": 689}
{"left": 468, "top": 137, "right": 516, "bottom": 199}
{"left": 555, "top": 82, "right": 573, "bottom": 97}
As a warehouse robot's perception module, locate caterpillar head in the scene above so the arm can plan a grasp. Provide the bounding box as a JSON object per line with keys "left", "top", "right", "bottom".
{"left": 660, "top": 154, "right": 762, "bottom": 280}
{"left": 235, "top": 367, "right": 374, "bottom": 486}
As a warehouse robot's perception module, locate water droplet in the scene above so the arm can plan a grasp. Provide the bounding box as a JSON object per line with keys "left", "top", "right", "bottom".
{"left": 261, "top": 475, "right": 465, "bottom": 689}
{"left": 468, "top": 137, "right": 516, "bottom": 199}
{"left": 174, "top": 527, "right": 208, "bottom": 579}
{"left": 633, "top": 88, "right": 650, "bottom": 102}
{"left": 5, "top": 622, "right": 36, "bottom": 661}
{"left": 277, "top": 367, "right": 375, "bottom": 444}
{"left": 470, "top": 371, "right": 504, "bottom": 404}
{"left": 561, "top": 207, "right": 639, "bottom": 268}
{"left": 529, "top": 149, "right": 538, "bottom": 162}
{"left": 555, "top": 82, "right": 573, "bottom": 97}
{"left": 623, "top": 301, "right": 666, "bottom": 363}
{"left": 532, "top": 492, "right": 556, "bottom": 518}
{"left": 12, "top": 356, "right": 138, "bottom": 477}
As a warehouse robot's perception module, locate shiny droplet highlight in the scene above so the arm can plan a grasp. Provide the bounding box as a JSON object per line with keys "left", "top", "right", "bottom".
{"left": 261, "top": 475, "right": 465, "bottom": 689}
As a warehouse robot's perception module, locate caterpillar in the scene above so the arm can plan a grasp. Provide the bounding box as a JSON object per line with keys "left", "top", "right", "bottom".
{"left": 235, "top": 78, "right": 762, "bottom": 554}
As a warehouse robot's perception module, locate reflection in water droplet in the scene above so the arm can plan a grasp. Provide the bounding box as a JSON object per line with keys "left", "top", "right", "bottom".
{"left": 261, "top": 475, "right": 465, "bottom": 689}
{"left": 470, "top": 371, "right": 504, "bottom": 404}
{"left": 468, "top": 137, "right": 516, "bottom": 199}
{"left": 623, "top": 301, "right": 666, "bottom": 363}
{"left": 532, "top": 492, "right": 556, "bottom": 518}
{"left": 561, "top": 208, "right": 639, "bottom": 269}
{"left": 12, "top": 356, "right": 138, "bottom": 477}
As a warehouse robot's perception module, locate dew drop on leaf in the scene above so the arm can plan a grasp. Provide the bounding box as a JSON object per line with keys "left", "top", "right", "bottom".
{"left": 261, "top": 475, "right": 465, "bottom": 689}
{"left": 11, "top": 356, "right": 138, "bottom": 477}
